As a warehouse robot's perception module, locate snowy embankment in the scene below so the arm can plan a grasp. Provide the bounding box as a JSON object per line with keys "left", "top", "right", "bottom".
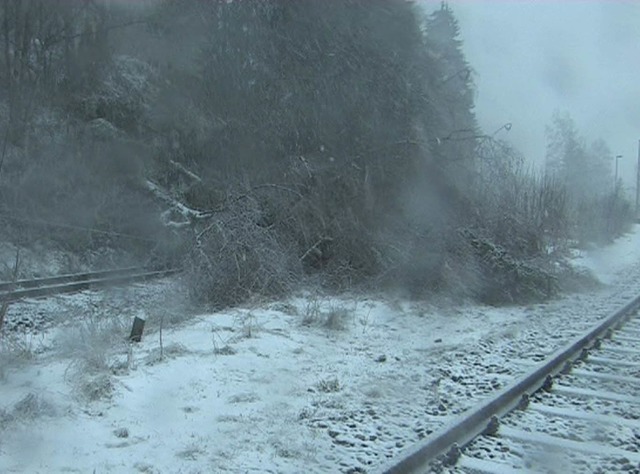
{"left": 1, "top": 226, "right": 640, "bottom": 473}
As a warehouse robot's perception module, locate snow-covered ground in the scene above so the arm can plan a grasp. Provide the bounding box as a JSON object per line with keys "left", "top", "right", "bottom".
{"left": 1, "top": 225, "right": 640, "bottom": 473}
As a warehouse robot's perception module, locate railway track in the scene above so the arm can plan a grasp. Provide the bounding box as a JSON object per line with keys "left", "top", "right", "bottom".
{"left": 378, "top": 294, "right": 640, "bottom": 474}
{"left": 0, "top": 266, "right": 178, "bottom": 303}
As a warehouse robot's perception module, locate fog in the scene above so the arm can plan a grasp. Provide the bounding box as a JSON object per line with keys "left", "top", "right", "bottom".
{"left": 423, "top": 1, "right": 640, "bottom": 191}
{"left": 0, "top": 0, "right": 633, "bottom": 303}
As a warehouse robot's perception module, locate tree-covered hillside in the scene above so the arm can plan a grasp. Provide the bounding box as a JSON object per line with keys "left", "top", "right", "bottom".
{"left": 0, "top": 0, "right": 631, "bottom": 306}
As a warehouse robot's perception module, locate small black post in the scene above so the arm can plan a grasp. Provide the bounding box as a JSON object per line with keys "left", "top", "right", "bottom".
{"left": 129, "top": 316, "right": 145, "bottom": 342}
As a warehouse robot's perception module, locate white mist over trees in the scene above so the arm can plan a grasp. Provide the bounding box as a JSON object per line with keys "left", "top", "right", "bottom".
{"left": 0, "top": 0, "right": 632, "bottom": 305}
{"left": 544, "top": 111, "right": 631, "bottom": 242}
{"left": 545, "top": 111, "right": 613, "bottom": 199}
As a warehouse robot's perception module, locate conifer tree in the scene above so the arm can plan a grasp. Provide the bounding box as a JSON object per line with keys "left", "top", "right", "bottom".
{"left": 424, "top": 2, "right": 478, "bottom": 186}
{"left": 545, "top": 111, "right": 613, "bottom": 199}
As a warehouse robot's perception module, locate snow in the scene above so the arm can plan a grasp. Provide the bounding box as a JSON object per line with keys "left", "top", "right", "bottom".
{"left": 1, "top": 225, "right": 640, "bottom": 473}
{"left": 571, "top": 228, "right": 640, "bottom": 284}
{"left": 144, "top": 179, "right": 207, "bottom": 223}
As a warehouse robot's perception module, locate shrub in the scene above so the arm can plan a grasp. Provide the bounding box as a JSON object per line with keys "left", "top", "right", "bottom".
{"left": 1, "top": 393, "right": 57, "bottom": 424}
{"left": 465, "top": 232, "right": 558, "bottom": 304}
{"left": 74, "top": 55, "right": 157, "bottom": 135}
{"left": 185, "top": 194, "right": 300, "bottom": 308}
{"left": 57, "top": 302, "right": 129, "bottom": 401}
{"left": 316, "top": 377, "right": 341, "bottom": 393}
{"left": 573, "top": 189, "right": 633, "bottom": 245}
{"left": 461, "top": 145, "right": 570, "bottom": 304}
{"left": 301, "top": 296, "right": 353, "bottom": 330}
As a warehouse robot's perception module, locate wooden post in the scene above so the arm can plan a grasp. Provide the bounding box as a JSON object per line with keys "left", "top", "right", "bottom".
{"left": 0, "top": 248, "right": 19, "bottom": 333}
{"left": 129, "top": 316, "right": 145, "bottom": 342}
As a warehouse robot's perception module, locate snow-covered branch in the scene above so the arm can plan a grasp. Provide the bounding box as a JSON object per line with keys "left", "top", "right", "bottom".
{"left": 144, "top": 179, "right": 207, "bottom": 228}
{"left": 169, "top": 160, "right": 202, "bottom": 183}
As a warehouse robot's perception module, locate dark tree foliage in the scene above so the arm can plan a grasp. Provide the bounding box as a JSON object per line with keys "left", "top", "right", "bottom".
{"left": 156, "top": 1, "right": 438, "bottom": 198}
{"left": 0, "top": 1, "right": 165, "bottom": 266}
{"left": 147, "top": 1, "right": 483, "bottom": 294}
{"left": 0, "top": 1, "right": 113, "bottom": 143}
{"left": 0, "top": 0, "right": 625, "bottom": 304}
{"left": 423, "top": 2, "right": 478, "bottom": 187}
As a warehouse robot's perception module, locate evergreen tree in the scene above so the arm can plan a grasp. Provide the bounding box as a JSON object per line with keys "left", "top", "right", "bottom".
{"left": 155, "top": 0, "right": 436, "bottom": 206}
{"left": 423, "top": 2, "right": 478, "bottom": 186}
{"left": 545, "top": 111, "right": 613, "bottom": 199}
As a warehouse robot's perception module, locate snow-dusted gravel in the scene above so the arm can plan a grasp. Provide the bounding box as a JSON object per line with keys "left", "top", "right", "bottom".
{"left": 1, "top": 226, "right": 640, "bottom": 473}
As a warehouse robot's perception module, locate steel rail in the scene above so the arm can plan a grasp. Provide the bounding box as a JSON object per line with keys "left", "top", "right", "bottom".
{"left": 0, "top": 267, "right": 178, "bottom": 302}
{"left": 376, "top": 293, "right": 640, "bottom": 474}
{"left": 0, "top": 266, "right": 150, "bottom": 292}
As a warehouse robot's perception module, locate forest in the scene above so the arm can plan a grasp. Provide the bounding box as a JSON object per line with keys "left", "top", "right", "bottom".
{"left": 0, "top": 0, "right": 633, "bottom": 308}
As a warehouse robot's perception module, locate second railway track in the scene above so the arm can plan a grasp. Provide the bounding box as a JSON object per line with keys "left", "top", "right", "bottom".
{"left": 0, "top": 266, "right": 178, "bottom": 303}
{"left": 379, "top": 294, "right": 640, "bottom": 474}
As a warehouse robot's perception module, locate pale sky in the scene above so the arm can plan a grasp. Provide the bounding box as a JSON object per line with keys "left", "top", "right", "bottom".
{"left": 422, "top": 1, "right": 640, "bottom": 189}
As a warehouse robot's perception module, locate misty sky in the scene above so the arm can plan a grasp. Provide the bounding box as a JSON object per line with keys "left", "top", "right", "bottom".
{"left": 422, "top": 1, "right": 640, "bottom": 190}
